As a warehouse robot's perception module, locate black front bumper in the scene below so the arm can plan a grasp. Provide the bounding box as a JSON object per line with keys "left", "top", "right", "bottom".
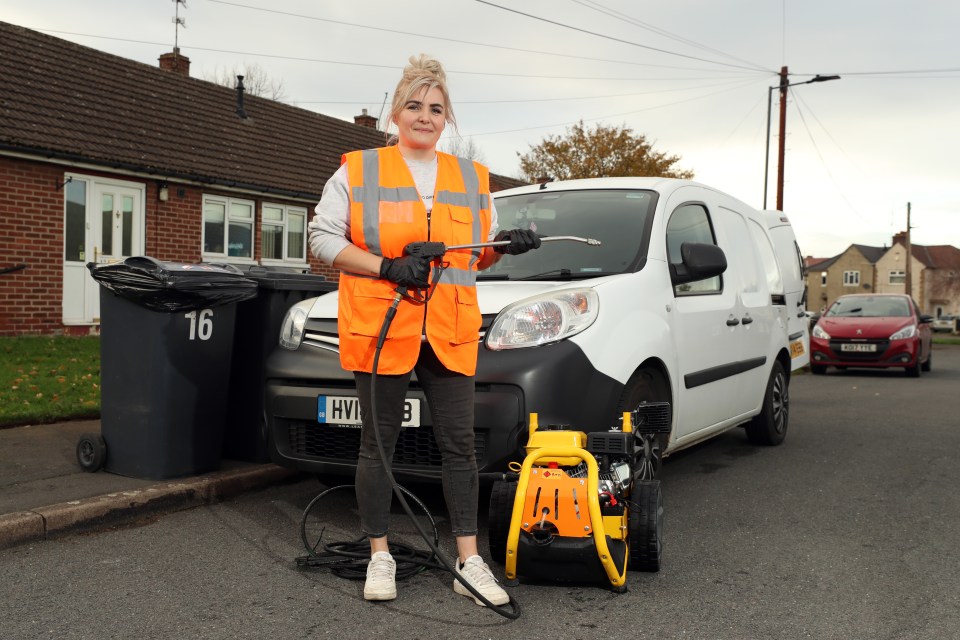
{"left": 264, "top": 337, "right": 625, "bottom": 480}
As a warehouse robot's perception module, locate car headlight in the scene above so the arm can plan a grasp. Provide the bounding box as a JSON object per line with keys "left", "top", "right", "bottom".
{"left": 485, "top": 288, "right": 599, "bottom": 350}
{"left": 278, "top": 298, "right": 316, "bottom": 350}
{"left": 889, "top": 324, "right": 917, "bottom": 340}
{"left": 812, "top": 324, "right": 831, "bottom": 340}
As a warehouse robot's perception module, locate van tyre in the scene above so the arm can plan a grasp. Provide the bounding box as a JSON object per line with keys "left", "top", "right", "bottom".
{"left": 745, "top": 361, "right": 789, "bottom": 446}
{"left": 628, "top": 480, "right": 663, "bottom": 572}
{"left": 487, "top": 479, "right": 517, "bottom": 565}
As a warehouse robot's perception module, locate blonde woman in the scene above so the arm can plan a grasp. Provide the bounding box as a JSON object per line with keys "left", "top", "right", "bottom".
{"left": 308, "top": 54, "right": 538, "bottom": 605}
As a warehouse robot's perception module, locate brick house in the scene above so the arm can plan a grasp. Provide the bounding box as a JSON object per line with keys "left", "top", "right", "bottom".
{"left": 0, "top": 22, "right": 527, "bottom": 336}
{"left": 805, "top": 234, "right": 960, "bottom": 316}
{"left": 805, "top": 244, "right": 885, "bottom": 314}
{"left": 874, "top": 233, "right": 960, "bottom": 318}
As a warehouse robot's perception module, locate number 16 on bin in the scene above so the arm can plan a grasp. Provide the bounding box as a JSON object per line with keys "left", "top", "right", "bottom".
{"left": 184, "top": 309, "right": 214, "bottom": 341}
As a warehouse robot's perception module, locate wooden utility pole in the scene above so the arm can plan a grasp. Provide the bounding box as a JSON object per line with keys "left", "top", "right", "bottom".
{"left": 776, "top": 66, "right": 789, "bottom": 211}
{"left": 905, "top": 202, "right": 912, "bottom": 297}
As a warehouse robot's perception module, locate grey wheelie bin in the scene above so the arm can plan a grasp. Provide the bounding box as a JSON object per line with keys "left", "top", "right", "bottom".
{"left": 224, "top": 266, "right": 337, "bottom": 462}
{"left": 81, "top": 257, "right": 258, "bottom": 480}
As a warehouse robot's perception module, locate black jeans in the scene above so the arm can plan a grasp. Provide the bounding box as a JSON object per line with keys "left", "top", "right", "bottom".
{"left": 354, "top": 343, "right": 478, "bottom": 538}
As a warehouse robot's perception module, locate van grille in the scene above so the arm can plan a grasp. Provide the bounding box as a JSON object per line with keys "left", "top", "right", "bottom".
{"left": 284, "top": 419, "right": 486, "bottom": 467}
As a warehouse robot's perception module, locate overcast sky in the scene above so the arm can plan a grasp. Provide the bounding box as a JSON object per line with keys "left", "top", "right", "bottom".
{"left": 7, "top": 0, "right": 959, "bottom": 257}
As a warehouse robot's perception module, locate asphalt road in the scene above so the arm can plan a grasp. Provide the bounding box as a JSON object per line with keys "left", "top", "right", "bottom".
{"left": 3, "top": 346, "right": 959, "bottom": 640}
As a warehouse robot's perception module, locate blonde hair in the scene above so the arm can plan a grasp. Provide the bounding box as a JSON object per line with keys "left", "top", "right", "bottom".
{"left": 386, "top": 54, "right": 457, "bottom": 142}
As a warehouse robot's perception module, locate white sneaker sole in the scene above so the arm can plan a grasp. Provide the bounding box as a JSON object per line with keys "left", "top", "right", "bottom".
{"left": 364, "top": 587, "right": 397, "bottom": 601}
{"left": 453, "top": 581, "right": 509, "bottom": 606}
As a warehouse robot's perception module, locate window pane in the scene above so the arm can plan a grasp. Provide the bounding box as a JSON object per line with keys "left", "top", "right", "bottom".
{"left": 263, "top": 205, "right": 283, "bottom": 222}
{"left": 121, "top": 195, "right": 133, "bottom": 256}
{"left": 101, "top": 194, "right": 113, "bottom": 255}
{"left": 228, "top": 221, "right": 253, "bottom": 257}
{"left": 204, "top": 201, "right": 226, "bottom": 254}
{"left": 262, "top": 224, "right": 283, "bottom": 260}
{"left": 230, "top": 202, "right": 253, "bottom": 219}
{"left": 287, "top": 211, "right": 305, "bottom": 259}
{"left": 64, "top": 180, "right": 86, "bottom": 262}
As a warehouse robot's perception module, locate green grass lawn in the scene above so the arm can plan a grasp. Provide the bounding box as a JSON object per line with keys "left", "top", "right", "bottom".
{"left": 0, "top": 336, "right": 100, "bottom": 427}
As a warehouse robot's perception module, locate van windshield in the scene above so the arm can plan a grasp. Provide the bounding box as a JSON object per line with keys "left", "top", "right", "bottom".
{"left": 481, "top": 189, "right": 656, "bottom": 280}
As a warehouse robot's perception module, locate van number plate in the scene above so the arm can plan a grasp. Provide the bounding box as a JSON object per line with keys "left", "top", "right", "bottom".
{"left": 317, "top": 395, "right": 421, "bottom": 427}
{"left": 840, "top": 343, "right": 876, "bottom": 352}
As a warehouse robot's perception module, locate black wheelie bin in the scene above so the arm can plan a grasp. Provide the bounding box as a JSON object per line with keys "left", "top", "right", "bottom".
{"left": 224, "top": 266, "right": 337, "bottom": 462}
{"left": 79, "top": 257, "right": 258, "bottom": 480}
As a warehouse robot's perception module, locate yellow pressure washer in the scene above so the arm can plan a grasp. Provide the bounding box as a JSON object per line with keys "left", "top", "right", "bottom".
{"left": 487, "top": 405, "right": 669, "bottom": 591}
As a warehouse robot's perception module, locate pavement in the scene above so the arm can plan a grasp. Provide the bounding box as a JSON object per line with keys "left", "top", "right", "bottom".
{"left": 0, "top": 419, "right": 302, "bottom": 550}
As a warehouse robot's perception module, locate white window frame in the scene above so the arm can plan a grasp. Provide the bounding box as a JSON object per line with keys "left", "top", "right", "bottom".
{"left": 261, "top": 203, "right": 308, "bottom": 265}
{"left": 889, "top": 270, "right": 905, "bottom": 285}
{"left": 820, "top": 271, "right": 827, "bottom": 287}
{"left": 843, "top": 270, "right": 860, "bottom": 287}
{"left": 202, "top": 194, "right": 256, "bottom": 263}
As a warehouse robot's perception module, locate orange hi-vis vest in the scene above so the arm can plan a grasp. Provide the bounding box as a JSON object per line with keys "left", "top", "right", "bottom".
{"left": 337, "top": 146, "right": 493, "bottom": 376}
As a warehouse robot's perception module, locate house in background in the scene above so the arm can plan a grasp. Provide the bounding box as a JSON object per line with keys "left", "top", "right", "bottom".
{"left": 874, "top": 233, "right": 960, "bottom": 318}
{"left": 0, "top": 22, "right": 527, "bottom": 336}
{"left": 805, "top": 233, "right": 960, "bottom": 316}
{"left": 805, "top": 244, "right": 886, "bottom": 314}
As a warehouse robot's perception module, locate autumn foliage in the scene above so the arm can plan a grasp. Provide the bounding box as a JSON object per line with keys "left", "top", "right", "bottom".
{"left": 518, "top": 120, "right": 694, "bottom": 182}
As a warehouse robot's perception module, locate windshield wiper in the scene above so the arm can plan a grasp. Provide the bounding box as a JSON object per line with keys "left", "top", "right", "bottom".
{"left": 516, "top": 268, "right": 573, "bottom": 281}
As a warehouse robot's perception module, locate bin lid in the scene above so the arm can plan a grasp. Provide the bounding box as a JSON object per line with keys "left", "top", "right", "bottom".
{"left": 88, "top": 256, "right": 259, "bottom": 312}
{"left": 241, "top": 265, "right": 337, "bottom": 292}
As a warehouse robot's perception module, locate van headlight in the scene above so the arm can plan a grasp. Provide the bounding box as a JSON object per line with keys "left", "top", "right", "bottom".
{"left": 889, "top": 324, "right": 917, "bottom": 340}
{"left": 485, "top": 289, "right": 598, "bottom": 350}
{"left": 278, "top": 298, "right": 316, "bottom": 350}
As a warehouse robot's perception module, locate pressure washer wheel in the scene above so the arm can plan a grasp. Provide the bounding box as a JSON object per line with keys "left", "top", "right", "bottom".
{"left": 76, "top": 433, "right": 107, "bottom": 472}
{"left": 487, "top": 479, "right": 518, "bottom": 565}
{"left": 628, "top": 479, "right": 663, "bottom": 572}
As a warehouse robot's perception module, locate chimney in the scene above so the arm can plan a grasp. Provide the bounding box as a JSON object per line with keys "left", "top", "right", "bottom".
{"left": 236, "top": 76, "right": 247, "bottom": 119}
{"left": 158, "top": 47, "right": 191, "bottom": 76}
{"left": 354, "top": 108, "right": 378, "bottom": 129}
{"left": 892, "top": 231, "right": 907, "bottom": 246}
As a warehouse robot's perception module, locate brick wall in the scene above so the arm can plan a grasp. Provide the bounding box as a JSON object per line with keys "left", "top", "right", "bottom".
{"left": 0, "top": 157, "right": 67, "bottom": 335}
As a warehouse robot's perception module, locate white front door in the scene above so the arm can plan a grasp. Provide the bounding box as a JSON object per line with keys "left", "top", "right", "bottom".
{"left": 62, "top": 175, "right": 145, "bottom": 325}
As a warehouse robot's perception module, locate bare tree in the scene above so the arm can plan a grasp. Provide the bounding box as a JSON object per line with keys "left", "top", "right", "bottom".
{"left": 203, "top": 63, "right": 287, "bottom": 102}
{"left": 442, "top": 136, "right": 487, "bottom": 164}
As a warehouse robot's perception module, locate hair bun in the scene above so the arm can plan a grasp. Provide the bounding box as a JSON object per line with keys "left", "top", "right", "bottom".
{"left": 405, "top": 53, "right": 446, "bottom": 84}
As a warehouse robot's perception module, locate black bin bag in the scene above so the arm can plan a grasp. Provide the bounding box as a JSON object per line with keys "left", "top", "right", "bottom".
{"left": 88, "top": 257, "right": 258, "bottom": 480}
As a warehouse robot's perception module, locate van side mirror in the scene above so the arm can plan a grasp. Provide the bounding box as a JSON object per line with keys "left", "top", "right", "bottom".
{"left": 670, "top": 242, "right": 727, "bottom": 285}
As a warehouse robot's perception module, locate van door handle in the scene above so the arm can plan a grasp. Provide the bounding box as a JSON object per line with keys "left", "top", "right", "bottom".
{"left": 797, "top": 310, "right": 805, "bottom": 318}
{"left": 741, "top": 315, "right": 754, "bottom": 325}
{"left": 726, "top": 316, "right": 740, "bottom": 326}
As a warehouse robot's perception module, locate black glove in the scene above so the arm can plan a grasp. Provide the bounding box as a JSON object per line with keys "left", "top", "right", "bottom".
{"left": 494, "top": 229, "right": 542, "bottom": 255}
{"left": 379, "top": 254, "right": 431, "bottom": 289}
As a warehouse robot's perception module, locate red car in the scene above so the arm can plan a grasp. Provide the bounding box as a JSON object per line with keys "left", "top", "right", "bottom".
{"left": 809, "top": 293, "right": 933, "bottom": 377}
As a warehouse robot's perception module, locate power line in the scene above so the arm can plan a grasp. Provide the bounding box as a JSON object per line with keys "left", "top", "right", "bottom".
{"left": 460, "top": 77, "right": 759, "bottom": 138}
{"left": 570, "top": 0, "right": 770, "bottom": 71}
{"left": 207, "top": 0, "right": 752, "bottom": 74}
{"left": 33, "top": 28, "right": 763, "bottom": 83}
{"left": 475, "top": 0, "right": 774, "bottom": 73}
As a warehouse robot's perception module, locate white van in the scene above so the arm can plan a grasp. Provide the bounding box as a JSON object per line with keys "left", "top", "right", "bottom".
{"left": 264, "top": 177, "right": 809, "bottom": 478}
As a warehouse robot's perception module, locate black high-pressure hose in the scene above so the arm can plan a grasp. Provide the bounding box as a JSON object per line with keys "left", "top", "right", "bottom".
{"left": 366, "top": 287, "right": 521, "bottom": 619}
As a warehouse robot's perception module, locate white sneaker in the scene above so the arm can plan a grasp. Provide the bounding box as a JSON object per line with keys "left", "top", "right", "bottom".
{"left": 364, "top": 551, "right": 397, "bottom": 601}
{"left": 453, "top": 555, "right": 509, "bottom": 606}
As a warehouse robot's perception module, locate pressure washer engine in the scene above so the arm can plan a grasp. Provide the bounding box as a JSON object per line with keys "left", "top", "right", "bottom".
{"left": 487, "top": 405, "right": 670, "bottom": 592}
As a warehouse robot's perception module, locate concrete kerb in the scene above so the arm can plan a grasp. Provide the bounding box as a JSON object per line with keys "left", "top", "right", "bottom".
{"left": 0, "top": 464, "right": 300, "bottom": 550}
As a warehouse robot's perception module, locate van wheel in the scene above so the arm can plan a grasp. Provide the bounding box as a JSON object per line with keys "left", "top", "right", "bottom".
{"left": 487, "top": 479, "right": 517, "bottom": 565}
{"left": 745, "top": 361, "right": 789, "bottom": 446}
{"left": 616, "top": 367, "right": 671, "bottom": 478}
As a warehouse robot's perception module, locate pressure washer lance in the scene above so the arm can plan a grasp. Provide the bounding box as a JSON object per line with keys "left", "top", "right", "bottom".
{"left": 367, "top": 235, "right": 600, "bottom": 618}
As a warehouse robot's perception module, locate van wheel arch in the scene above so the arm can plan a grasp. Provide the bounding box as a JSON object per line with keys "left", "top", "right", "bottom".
{"left": 615, "top": 362, "right": 672, "bottom": 475}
